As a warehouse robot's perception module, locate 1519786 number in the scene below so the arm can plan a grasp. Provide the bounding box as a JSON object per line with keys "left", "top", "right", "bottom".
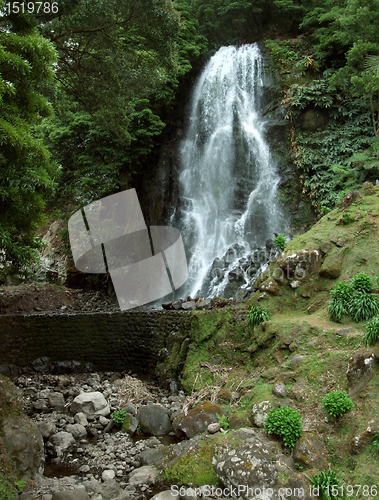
{"left": 4, "top": 2, "right": 58, "bottom": 13}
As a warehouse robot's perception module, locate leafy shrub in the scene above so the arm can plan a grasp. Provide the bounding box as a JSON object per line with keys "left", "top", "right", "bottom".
{"left": 274, "top": 233, "right": 286, "bottom": 250}
{"left": 264, "top": 406, "right": 302, "bottom": 449}
{"left": 330, "top": 282, "right": 353, "bottom": 303}
{"left": 363, "top": 316, "right": 379, "bottom": 346}
{"left": 349, "top": 291, "right": 379, "bottom": 322}
{"left": 322, "top": 390, "right": 354, "bottom": 419}
{"left": 349, "top": 273, "right": 374, "bottom": 293}
{"left": 248, "top": 306, "right": 270, "bottom": 327}
{"left": 112, "top": 409, "right": 128, "bottom": 427}
{"left": 372, "top": 431, "right": 379, "bottom": 455}
{"left": 216, "top": 413, "right": 229, "bottom": 430}
{"left": 305, "top": 469, "right": 343, "bottom": 500}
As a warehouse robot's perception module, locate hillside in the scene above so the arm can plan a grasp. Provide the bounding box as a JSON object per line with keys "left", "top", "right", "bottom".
{"left": 174, "top": 185, "right": 379, "bottom": 490}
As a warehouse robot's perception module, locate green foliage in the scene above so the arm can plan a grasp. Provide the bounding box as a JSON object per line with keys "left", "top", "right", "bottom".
{"left": 328, "top": 277, "right": 378, "bottom": 322}
{"left": 216, "top": 413, "right": 229, "bottom": 430}
{"left": 349, "top": 273, "right": 374, "bottom": 293}
{"left": 322, "top": 390, "right": 354, "bottom": 419}
{"left": 363, "top": 316, "right": 379, "bottom": 346}
{"left": 327, "top": 299, "right": 349, "bottom": 323}
{"left": 264, "top": 406, "right": 302, "bottom": 449}
{"left": 112, "top": 409, "right": 128, "bottom": 427}
{"left": 248, "top": 305, "right": 270, "bottom": 327}
{"left": 305, "top": 469, "right": 343, "bottom": 500}
{"left": 330, "top": 282, "right": 353, "bottom": 303}
{"left": 274, "top": 233, "right": 286, "bottom": 250}
{"left": 14, "top": 481, "right": 27, "bottom": 492}
{"left": 328, "top": 282, "right": 353, "bottom": 322}
{"left": 372, "top": 431, "right": 379, "bottom": 455}
{"left": 0, "top": 7, "right": 59, "bottom": 265}
{"left": 349, "top": 291, "right": 379, "bottom": 322}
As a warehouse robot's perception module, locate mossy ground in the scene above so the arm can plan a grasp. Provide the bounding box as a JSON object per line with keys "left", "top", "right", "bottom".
{"left": 179, "top": 188, "right": 379, "bottom": 495}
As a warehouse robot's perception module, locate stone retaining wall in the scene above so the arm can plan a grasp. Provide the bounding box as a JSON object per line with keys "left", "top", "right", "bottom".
{"left": 0, "top": 311, "right": 191, "bottom": 376}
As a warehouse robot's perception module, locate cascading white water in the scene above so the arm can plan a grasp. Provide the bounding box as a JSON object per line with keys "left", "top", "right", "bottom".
{"left": 175, "top": 44, "right": 286, "bottom": 298}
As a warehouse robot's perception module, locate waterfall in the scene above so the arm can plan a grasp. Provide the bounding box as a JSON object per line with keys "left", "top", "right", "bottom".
{"left": 174, "top": 44, "right": 287, "bottom": 299}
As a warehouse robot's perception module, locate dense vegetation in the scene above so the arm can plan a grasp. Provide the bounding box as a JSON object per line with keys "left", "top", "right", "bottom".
{"left": 1, "top": 0, "right": 379, "bottom": 266}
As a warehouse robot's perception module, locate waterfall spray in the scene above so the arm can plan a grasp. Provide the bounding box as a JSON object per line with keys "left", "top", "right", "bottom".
{"left": 175, "top": 44, "right": 286, "bottom": 298}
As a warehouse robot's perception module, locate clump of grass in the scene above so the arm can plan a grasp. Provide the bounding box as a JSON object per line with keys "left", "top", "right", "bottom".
{"left": 248, "top": 305, "right": 270, "bottom": 327}
{"left": 363, "top": 316, "right": 379, "bottom": 346}
{"left": 349, "top": 291, "right": 379, "bottom": 322}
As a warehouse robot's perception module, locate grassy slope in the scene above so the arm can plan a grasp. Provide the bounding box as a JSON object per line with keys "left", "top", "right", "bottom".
{"left": 180, "top": 186, "right": 379, "bottom": 491}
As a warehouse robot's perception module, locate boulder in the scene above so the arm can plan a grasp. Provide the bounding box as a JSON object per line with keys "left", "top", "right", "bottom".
{"left": 100, "top": 480, "right": 122, "bottom": 500}
{"left": 65, "top": 423, "right": 87, "bottom": 439}
{"left": 37, "top": 420, "right": 57, "bottom": 439}
{"left": 181, "top": 301, "right": 196, "bottom": 311}
{"left": 137, "top": 404, "right": 172, "bottom": 436}
{"left": 320, "top": 249, "right": 344, "bottom": 279}
{"left": 139, "top": 446, "right": 166, "bottom": 466}
{"left": 196, "top": 298, "right": 212, "bottom": 310}
{"left": 272, "top": 382, "right": 287, "bottom": 398}
{"left": 208, "top": 422, "right": 221, "bottom": 434}
{"left": 70, "top": 391, "right": 110, "bottom": 417}
{"left": 346, "top": 349, "right": 376, "bottom": 396}
{"left": 48, "top": 392, "right": 66, "bottom": 410}
{"left": 121, "top": 414, "right": 139, "bottom": 435}
{"left": 172, "top": 401, "right": 226, "bottom": 439}
{"left": 250, "top": 401, "right": 273, "bottom": 428}
{"left": 351, "top": 420, "right": 379, "bottom": 454}
{"left": 277, "top": 249, "right": 321, "bottom": 279}
{"left": 151, "top": 492, "right": 179, "bottom": 500}
{"left": 74, "top": 413, "right": 88, "bottom": 427}
{"left": 47, "top": 431, "right": 75, "bottom": 458}
{"left": 102, "top": 469, "right": 116, "bottom": 481}
{"left": 214, "top": 429, "right": 290, "bottom": 499}
{"left": 128, "top": 465, "right": 159, "bottom": 486}
{"left": 2, "top": 415, "right": 44, "bottom": 478}
{"left": 292, "top": 432, "right": 328, "bottom": 469}
{"left": 52, "top": 490, "right": 89, "bottom": 500}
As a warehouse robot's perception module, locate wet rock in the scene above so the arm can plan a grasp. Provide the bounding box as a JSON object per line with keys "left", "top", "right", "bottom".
{"left": 2, "top": 415, "right": 45, "bottom": 478}
{"left": 228, "top": 267, "right": 244, "bottom": 281}
{"left": 137, "top": 404, "right": 172, "bottom": 436}
{"left": 250, "top": 401, "right": 273, "bottom": 428}
{"left": 346, "top": 349, "right": 376, "bottom": 396}
{"left": 292, "top": 432, "right": 328, "bottom": 469}
{"left": 70, "top": 392, "right": 110, "bottom": 417}
{"left": 172, "top": 401, "right": 226, "bottom": 439}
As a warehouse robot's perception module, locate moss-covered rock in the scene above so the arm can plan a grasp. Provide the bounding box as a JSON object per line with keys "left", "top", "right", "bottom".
{"left": 172, "top": 401, "right": 226, "bottom": 439}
